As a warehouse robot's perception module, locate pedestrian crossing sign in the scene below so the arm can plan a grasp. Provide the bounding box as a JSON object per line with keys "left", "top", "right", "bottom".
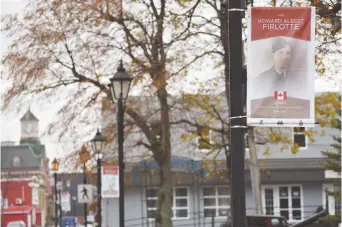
{"left": 77, "top": 184, "right": 93, "bottom": 203}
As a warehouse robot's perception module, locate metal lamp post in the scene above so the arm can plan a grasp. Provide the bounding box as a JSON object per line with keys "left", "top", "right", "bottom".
{"left": 79, "top": 145, "right": 90, "bottom": 227}
{"left": 108, "top": 60, "right": 132, "bottom": 227}
{"left": 51, "top": 158, "right": 60, "bottom": 227}
{"left": 72, "top": 196, "right": 77, "bottom": 227}
{"left": 91, "top": 129, "right": 105, "bottom": 227}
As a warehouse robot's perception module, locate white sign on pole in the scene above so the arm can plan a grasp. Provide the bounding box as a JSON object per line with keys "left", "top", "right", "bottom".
{"left": 102, "top": 166, "right": 119, "bottom": 198}
{"left": 56, "top": 181, "right": 63, "bottom": 191}
{"left": 246, "top": 7, "right": 315, "bottom": 127}
{"left": 61, "top": 191, "right": 71, "bottom": 211}
{"left": 78, "top": 184, "right": 93, "bottom": 203}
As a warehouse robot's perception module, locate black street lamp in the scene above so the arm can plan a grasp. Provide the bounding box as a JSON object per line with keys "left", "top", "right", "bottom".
{"left": 79, "top": 145, "right": 90, "bottom": 227}
{"left": 91, "top": 129, "right": 105, "bottom": 227}
{"left": 108, "top": 60, "right": 132, "bottom": 227}
{"left": 51, "top": 158, "right": 60, "bottom": 227}
{"left": 72, "top": 196, "right": 77, "bottom": 227}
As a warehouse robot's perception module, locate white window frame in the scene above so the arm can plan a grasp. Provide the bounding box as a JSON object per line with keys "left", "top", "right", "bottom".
{"left": 261, "top": 184, "right": 304, "bottom": 222}
{"left": 146, "top": 187, "right": 190, "bottom": 220}
{"left": 172, "top": 186, "right": 190, "bottom": 220}
{"left": 322, "top": 184, "right": 341, "bottom": 216}
{"left": 196, "top": 127, "right": 213, "bottom": 153}
{"left": 146, "top": 187, "right": 158, "bottom": 221}
{"left": 292, "top": 127, "right": 308, "bottom": 150}
{"left": 202, "top": 185, "right": 230, "bottom": 219}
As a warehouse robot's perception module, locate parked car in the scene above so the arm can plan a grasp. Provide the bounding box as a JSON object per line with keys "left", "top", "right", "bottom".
{"left": 6, "top": 221, "right": 26, "bottom": 227}
{"left": 61, "top": 216, "right": 80, "bottom": 227}
{"left": 220, "top": 215, "right": 288, "bottom": 227}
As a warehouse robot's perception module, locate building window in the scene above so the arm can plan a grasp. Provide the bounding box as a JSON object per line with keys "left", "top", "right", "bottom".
{"left": 262, "top": 185, "right": 303, "bottom": 221}
{"left": 323, "top": 184, "right": 341, "bottom": 216}
{"left": 2, "top": 198, "right": 9, "bottom": 209}
{"left": 196, "top": 127, "right": 213, "bottom": 151}
{"left": 293, "top": 127, "right": 308, "bottom": 149}
{"left": 66, "top": 179, "right": 71, "bottom": 188}
{"left": 146, "top": 188, "right": 158, "bottom": 219}
{"left": 146, "top": 187, "right": 189, "bottom": 219}
{"left": 264, "top": 188, "right": 274, "bottom": 215}
{"left": 13, "top": 156, "right": 20, "bottom": 167}
{"left": 32, "top": 187, "right": 39, "bottom": 205}
{"left": 203, "top": 186, "right": 230, "bottom": 218}
{"left": 173, "top": 188, "right": 189, "bottom": 218}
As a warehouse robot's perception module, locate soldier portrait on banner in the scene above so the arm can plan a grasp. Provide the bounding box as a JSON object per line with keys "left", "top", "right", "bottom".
{"left": 246, "top": 7, "right": 315, "bottom": 127}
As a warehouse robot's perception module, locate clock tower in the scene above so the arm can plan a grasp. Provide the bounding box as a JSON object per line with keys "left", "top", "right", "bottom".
{"left": 20, "top": 109, "right": 39, "bottom": 140}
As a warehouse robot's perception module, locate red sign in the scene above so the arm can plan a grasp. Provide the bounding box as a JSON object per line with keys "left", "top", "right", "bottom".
{"left": 251, "top": 7, "right": 311, "bottom": 41}
{"left": 103, "top": 166, "right": 118, "bottom": 174}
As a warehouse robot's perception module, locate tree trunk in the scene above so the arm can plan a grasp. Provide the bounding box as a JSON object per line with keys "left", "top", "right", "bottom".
{"left": 155, "top": 87, "right": 173, "bottom": 227}
{"left": 247, "top": 127, "right": 263, "bottom": 215}
{"left": 155, "top": 160, "right": 173, "bottom": 227}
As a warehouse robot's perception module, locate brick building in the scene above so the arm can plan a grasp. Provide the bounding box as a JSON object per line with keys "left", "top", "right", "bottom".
{"left": 1, "top": 110, "right": 50, "bottom": 227}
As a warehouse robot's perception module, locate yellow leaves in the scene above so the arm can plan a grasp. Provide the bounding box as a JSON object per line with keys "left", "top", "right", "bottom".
{"left": 191, "top": 23, "right": 198, "bottom": 28}
{"left": 180, "top": 133, "right": 197, "bottom": 141}
{"left": 216, "top": 160, "right": 224, "bottom": 165}
{"left": 315, "top": 92, "right": 341, "bottom": 128}
{"left": 280, "top": 144, "right": 289, "bottom": 152}
{"left": 259, "top": 161, "right": 265, "bottom": 168}
{"left": 296, "top": 2, "right": 303, "bottom": 6}
{"left": 95, "top": 18, "right": 102, "bottom": 26}
{"left": 320, "top": 129, "right": 326, "bottom": 136}
{"left": 267, "top": 132, "right": 282, "bottom": 144}
{"left": 291, "top": 143, "right": 300, "bottom": 154}
{"left": 263, "top": 147, "right": 270, "bottom": 156}
{"left": 213, "top": 60, "right": 224, "bottom": 70}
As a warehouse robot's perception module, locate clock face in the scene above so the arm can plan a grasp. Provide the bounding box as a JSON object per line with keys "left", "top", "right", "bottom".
{"left": 24, "top": 123, "right": 33, "bottom": 133}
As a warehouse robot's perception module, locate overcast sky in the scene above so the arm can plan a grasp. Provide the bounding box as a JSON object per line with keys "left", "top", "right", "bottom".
{"left": 0, "top": 0, "right": 339, "bottom": 162}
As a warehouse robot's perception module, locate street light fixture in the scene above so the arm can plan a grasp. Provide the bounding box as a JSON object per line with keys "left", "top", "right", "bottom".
{"left": 51, "top": 158, "right": 60, "bottom": 227}
{"left": 109, "top": 60, "right": 133, "bottom": 100}
{"left": 108, "top": 60, "right": 132, "bottom": 227}
{"left": 91, "top": 129, "right": 105, "bottom": 227}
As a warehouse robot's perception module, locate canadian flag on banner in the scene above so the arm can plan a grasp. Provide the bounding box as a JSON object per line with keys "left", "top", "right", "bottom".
{"left": 274, "top": 91, "right": 287, "bottom": 100}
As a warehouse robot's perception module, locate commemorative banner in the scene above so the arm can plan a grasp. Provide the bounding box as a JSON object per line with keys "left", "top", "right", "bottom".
{"left": 246, "top": 7, "right": 315, "bottom": 127}
{"left": 101, "top": 166, "right": 119, "bottom": 198}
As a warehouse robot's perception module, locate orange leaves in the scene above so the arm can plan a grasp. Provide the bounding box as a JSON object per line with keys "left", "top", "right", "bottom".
{"left": 323, "top": 17, "right": 331, "bottom": 24}
{"left": 36, "top": 7, "right": 46, "bottom": 16}
{"left": 312, "top": 0, "right": 320, "bottom": 5}
{"left": 79, "top": 145, "right": 91, "bottom": 164}
{"left": 57, "top": 32, "right": 64, "bottom": 41}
